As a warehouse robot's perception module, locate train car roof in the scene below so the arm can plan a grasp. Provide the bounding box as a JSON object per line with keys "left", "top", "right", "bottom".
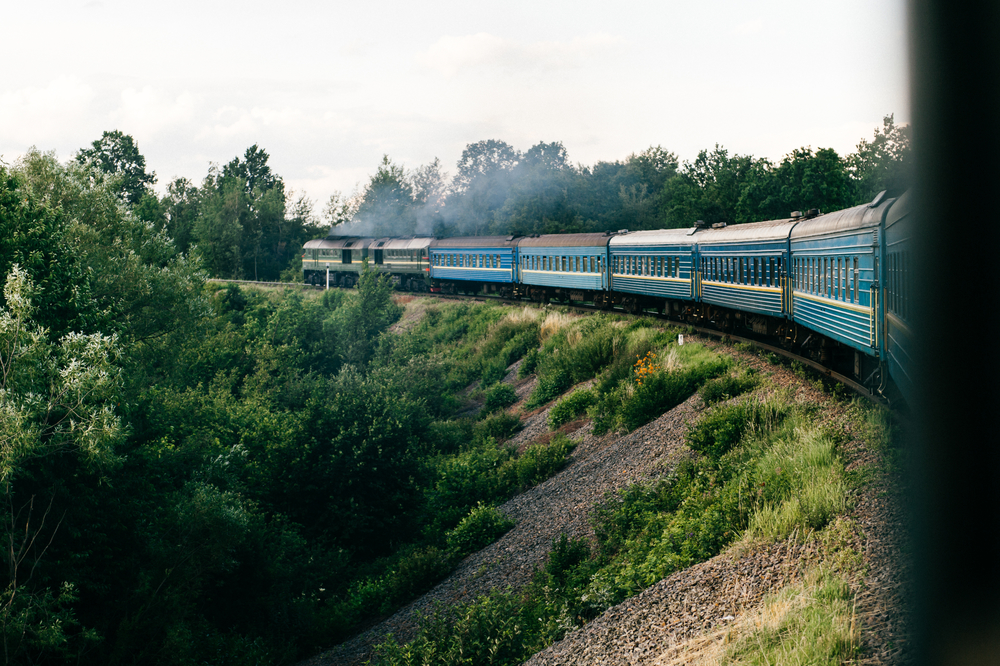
{"left": 883, "top": 191, "right": 911, "bottom": 230}
{"left": 430, "top": 235, "right": 520, "bottom": 249}
{"left": 517, "top": 232, "right": 614, "bottom": 248}
{"left": 306, "top": 236, "right": 376, "bottom": 249}
{"left": 693, "top": 217, "right": 799, "bottom": 244}
{"left": 609, "top": 228, "right": 696, "bottom": 247}
{"left": 790, "top": 199, "right": 892, "bottom": 239}
{"left": 371, "top": 236, "right": 433, "bottom": 250}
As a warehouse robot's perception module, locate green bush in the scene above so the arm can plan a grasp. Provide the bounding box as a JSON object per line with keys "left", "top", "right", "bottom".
{"left": 445, "top": 503, "right": 515, "bottom": 556}
{"left": 544, "top": 534, "right": 592, "bottom": 587}
{"left": 686, "top": 398, "right": 786, "bottom": 462}
{"left": 699, "top": 369, "right": 758, "bottom": 405}
{"left": 482, "top": 383, "right": 518, "bottom": 414}
{"left": 519, "top": 347, "right": 540, "bottom": 378}
{"left": 526, "top": 365, "right": 572, "bottom": 409}
{"left": 372, "top": 591, "right": 527, "bottom": 666}
{"left": 591, "top": 358, "right": 728, "bottom": 436}
{"left": 500, "top": 434, "right": 577, "bottom": 490}
{"left": 474, "top": 411, "right": 521, "bottom": 442}
{"left": 548, "top": 389, "right": 597, "bottom": 429}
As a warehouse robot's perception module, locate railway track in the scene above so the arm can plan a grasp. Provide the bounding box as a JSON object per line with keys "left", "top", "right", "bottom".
{"left": 210, "top": 278, "right": 887, "bottom": 406}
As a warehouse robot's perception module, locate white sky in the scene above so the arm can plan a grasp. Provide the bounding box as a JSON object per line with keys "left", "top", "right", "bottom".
{"left": 2, "top": 0, "right": 909, "bottom": 211}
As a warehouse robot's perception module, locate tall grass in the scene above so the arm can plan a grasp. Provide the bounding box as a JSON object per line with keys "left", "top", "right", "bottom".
{"left": 719, "top": 567, "right": 858, "bottom": 665}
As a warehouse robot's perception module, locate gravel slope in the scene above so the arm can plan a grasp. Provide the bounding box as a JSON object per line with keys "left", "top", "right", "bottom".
{"left": 303, "top": 389, "right": 704, "bottom": 666}
{"left": 302, "top": 335, "right": 911, "bottom": 666}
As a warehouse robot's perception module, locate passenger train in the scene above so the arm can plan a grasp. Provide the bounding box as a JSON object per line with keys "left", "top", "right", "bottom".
{"left": 303, "top": 190, "right": 914, "bottom": 405}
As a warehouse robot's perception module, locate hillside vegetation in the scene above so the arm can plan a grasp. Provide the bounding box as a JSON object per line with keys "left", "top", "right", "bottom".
{"left": 0, "top": 139, "right": 906, "bottom": 666}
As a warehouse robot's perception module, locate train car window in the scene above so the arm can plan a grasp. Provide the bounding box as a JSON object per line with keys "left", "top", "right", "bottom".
{"left": 840, "top": 258, "right": 846, "bottom": 300}
{"left": 833, "top": 258, "right": 838, "bottom": 299}
{"left": 855, "top": 257, "right": 860, "bottom": 304}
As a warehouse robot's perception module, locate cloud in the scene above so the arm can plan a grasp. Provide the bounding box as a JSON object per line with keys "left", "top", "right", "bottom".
{"left": 111, "top": 87, "right": 199, "bottom": 137}
{"left": 731, "top": 19, "right": 763, "bottom": 36}
{"left": 417, "top": 33, "right": 625, "bottom": 77}
{"left": 0, "top": 77, "right": 96, "bottom": 147}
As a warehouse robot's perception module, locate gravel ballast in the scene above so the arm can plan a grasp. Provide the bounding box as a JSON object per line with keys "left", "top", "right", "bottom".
{"left": 302, "top": 335, "right": 911, "bottom": 666}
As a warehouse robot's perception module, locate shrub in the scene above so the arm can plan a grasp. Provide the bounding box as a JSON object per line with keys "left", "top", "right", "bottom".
{"left": 686, "top": 398, "right": 787, "bottom": 462}
{"left": 445, "top": 503, "right": 515, "bottom": 556}
{"left": 474, "top": 411, "right": 521, "bottom": 442}
{"left": 548, "top": 389, "right": 597, "bottom": 429}
{"left": 544, "top": 534, "right": 591, "bottom": 587}
{"left": 500, "top": 434, "right": 577, "bottom": 490}
{"left": 482, "top": 383, "right": 517, "bottom": 414}
{"left": 699, "top": 369, "right": 758, "bottom": 405}
{"left": 591, "top": 355, "right": 728, "bottom": 436}
{"left": 519, "top": 347, "right": 540, "bottom": 378}
{"left": 525, "top": 365, "right": 572, "bottom": 409}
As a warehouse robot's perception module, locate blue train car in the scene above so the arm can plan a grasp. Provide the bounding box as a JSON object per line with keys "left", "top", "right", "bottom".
{"left": 429, "top": 236, "right": 518, "bottom": 295}
{"left": 788, "top": 197, "right": 895, "bottom": 357}
{"left": 608, "top": 229, "right": 696, "bottom": 313}
{"left": 516, "top": 233, "right": 613, "bottom": 304}
{"left": 882, "top": 191, "right": 916, "bottom": 405}
{"left": 695, "top": 218, "right": 797, "bottom": 329}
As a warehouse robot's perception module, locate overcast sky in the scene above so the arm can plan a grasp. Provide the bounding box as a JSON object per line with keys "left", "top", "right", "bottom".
{"left": 2, "top": 0, "right": 909, "bottom": 212}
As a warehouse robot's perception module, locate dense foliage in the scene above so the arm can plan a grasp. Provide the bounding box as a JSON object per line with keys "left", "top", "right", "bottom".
{"left": 0, "top": 153, "right": 589, "bottom": 664}
{"left": 0, "top": 121, "right": 905, "bottom": 664}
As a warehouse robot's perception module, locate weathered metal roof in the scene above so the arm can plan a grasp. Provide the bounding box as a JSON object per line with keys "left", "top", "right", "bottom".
{"left": 305, "top": 236, "right": 376, "bottom": 250}
{"left": 883, "top": 191, "right": 911, "bottom": 230}
{"left": 372, "top": 236, "right": 433, "bottom": 250}
{"left": 517, "top": 233, "right": 614, "bottom": 248}
{"left": 695, "top": 218, "right": 799, "bottom": 244}
{"left": 790, "top": 199, "right": 892, "bottom": 239}
{"left": 430, "top": 235, "right": 520, "bottom": 249}
{"left": 610, "top": 228, "right": 696, "bottom": 247}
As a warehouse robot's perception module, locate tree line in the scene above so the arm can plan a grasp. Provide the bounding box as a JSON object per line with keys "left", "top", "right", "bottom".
{"left": 67, "top": 118, "right": 909, "bottom": 282}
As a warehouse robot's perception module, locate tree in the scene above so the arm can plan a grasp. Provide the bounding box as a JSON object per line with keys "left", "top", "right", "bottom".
{"left": 349, "top": 155, "right": 417, "bottom": 236}
{"left": 0, "top": 160, "right": 96, "bottom": 337}
{"left": 322, "top": 191, "right": 360, "bottom": 229}
{"left": 194, "top": 146, "right": 290, "bottom": 280}
{"left": 0, "top": 265, "right": 122, "bottom": 662}
{"left": 75, "top": 130, "right": 156, "bottom": 205}
{"left": 846, "top": 114, "right": 912, "bottom": 202}
{"left": 661, "top": 146, "right": 755, "bottom": 226}
{"left": 452, "top": 140, "right": 521, "bottom": 193}
{"left": 447, "top": 140, "right": 522, "bottom": 235}
{"left": 162, "top": 178, "right": 200, "bottom": 254}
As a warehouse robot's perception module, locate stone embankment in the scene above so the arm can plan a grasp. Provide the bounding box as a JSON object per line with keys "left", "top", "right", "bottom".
{"left": 304, "top": 337, "right": 910, "bottom": 666}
